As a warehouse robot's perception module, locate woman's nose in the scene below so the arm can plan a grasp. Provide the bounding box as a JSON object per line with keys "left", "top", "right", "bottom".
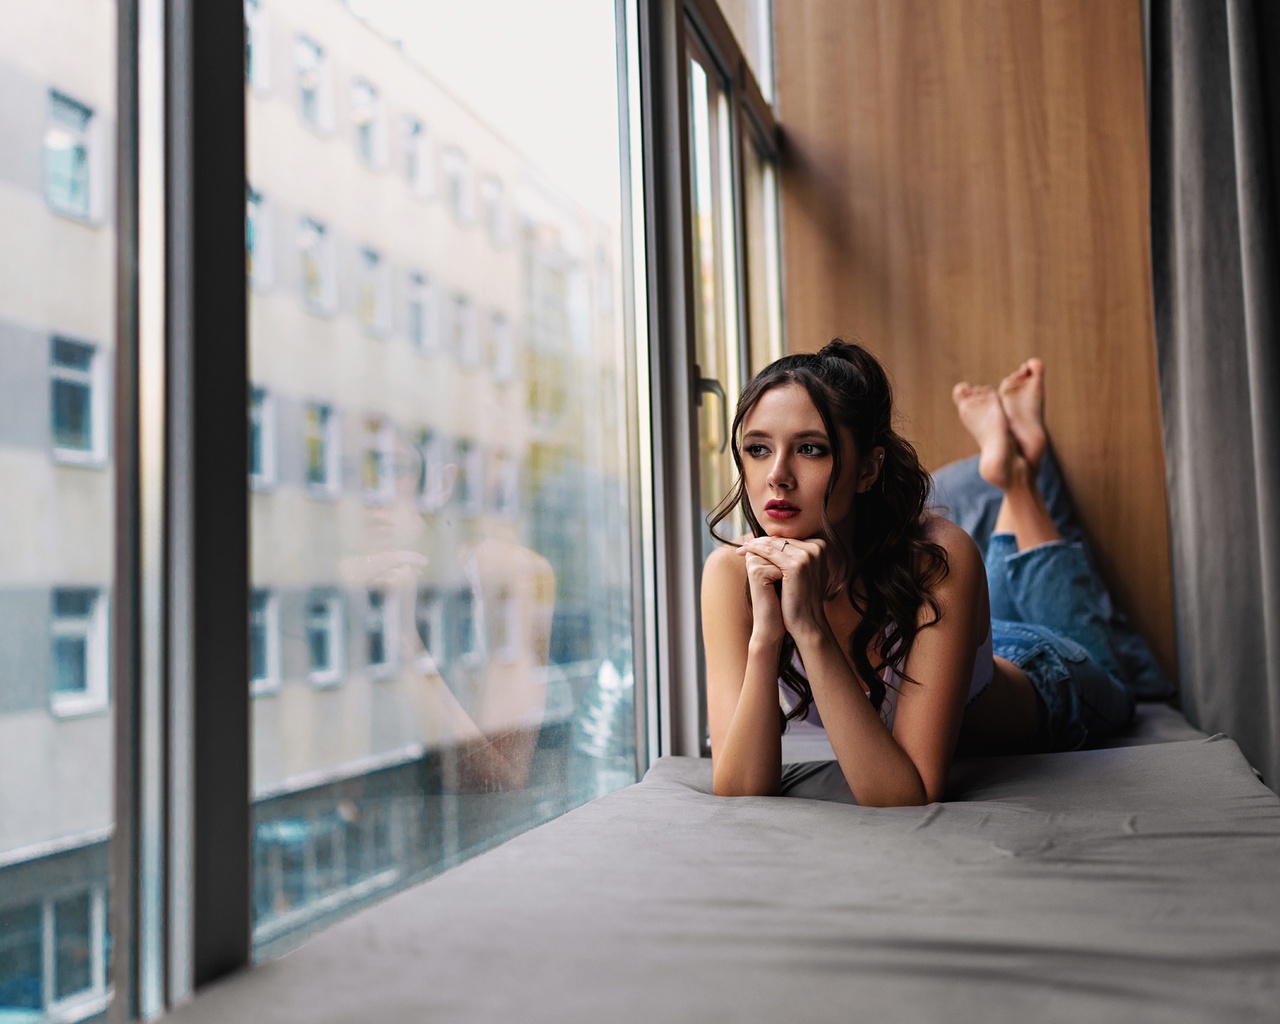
{"left": 766, "top": 454, "right": 792, "bottom": 488}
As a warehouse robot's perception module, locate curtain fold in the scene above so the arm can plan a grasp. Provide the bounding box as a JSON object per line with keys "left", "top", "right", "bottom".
{"left": 1149, "top": 0, "right": 1280, "bottom": 789}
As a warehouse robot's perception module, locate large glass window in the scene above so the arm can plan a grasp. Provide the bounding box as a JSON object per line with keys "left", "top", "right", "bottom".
{"left": 2, "top": 6, "right": 116, "bottom": 1017}
{"left": 247, "top": 0, "right": 640, "bottom": 959}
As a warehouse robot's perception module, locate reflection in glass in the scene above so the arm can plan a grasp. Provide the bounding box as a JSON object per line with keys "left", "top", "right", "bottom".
{"left": 2, "top": 5, "right": 116, "bottom": 1016}
{"left": 688, "top": 47, "right": 743, "bottom": 555}
{"left": 45, "top": 91, "right": 94, "bottom": 219}
{"left": 248, "top": 0, "right": 638, "bottom": 958}
{"left": 744, "top": 134, "right": 782, "bottom": 374}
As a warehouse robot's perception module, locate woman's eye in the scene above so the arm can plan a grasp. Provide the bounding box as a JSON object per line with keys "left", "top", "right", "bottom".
{"left": 744, "top": 444, "right": 769, "bottom": 458}
{"left": 798, "top": 443, "right": 829, "bottom": 457}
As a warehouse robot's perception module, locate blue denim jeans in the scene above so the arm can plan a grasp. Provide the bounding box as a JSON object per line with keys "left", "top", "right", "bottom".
{"left": 987, "top": 533, "right": 1135, "bottom": 750}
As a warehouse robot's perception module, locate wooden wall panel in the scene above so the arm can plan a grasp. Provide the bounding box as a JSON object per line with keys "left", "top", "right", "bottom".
{"left": 775, "top": 0, "right": 1176, "bottom": 676}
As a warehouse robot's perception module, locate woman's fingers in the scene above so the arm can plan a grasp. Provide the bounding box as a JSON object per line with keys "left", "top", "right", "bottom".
{"left": 738, "top": 536, "right": 825, "bottom": 567}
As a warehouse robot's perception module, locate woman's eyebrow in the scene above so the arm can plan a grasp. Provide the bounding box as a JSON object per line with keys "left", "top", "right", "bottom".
{"left": 741, "top": 428, "right": 830, "bottom": 442}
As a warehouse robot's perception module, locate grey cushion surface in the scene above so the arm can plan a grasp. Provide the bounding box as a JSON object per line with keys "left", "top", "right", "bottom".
{"left": 169, "top": 708, "right": 1280, "bottom": 1024}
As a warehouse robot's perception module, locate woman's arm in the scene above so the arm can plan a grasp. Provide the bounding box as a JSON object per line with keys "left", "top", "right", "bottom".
{"left": 702, "top": 544, "right": 785, "bottom": 796}
{"left": 744, "top": 520, "right": 987, "bottom": 806}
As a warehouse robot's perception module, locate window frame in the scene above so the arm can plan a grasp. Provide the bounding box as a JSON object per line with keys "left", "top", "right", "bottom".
{"left": 400, "top": 114, "right": 434, "bottom": 197}
{"left": 248, "top": 385, "right": 276, "bottom": 490}
{"left": 361, "top": 415, "right": 396, "bottom": 505}
{"left": 50, "top": 336, "right": 108, "bottom": 466}
{"left": 305, "top": 591, "right": 345, "bottom": 687}
{"left": 244, "top": 0, "right": 271, "bottom": 93}
{"left": 246, "top": 184, "right": 273, "bottom": 290}
{"left": 364, "top": 588, "right": 397, "bottom": 678}
{"left": 49, "top": 587, "right": 111, "bottom": 718}
{"left": 294, "top": 34, "right": 332, "bottom": 132}
{"left": 299, "top": 216, "right": 338, "bottom": 315}
{"left": 109, "top": 0, "right": 694, "bottom": 1004}
{"left": 405, "top": 270, "right": 439, "bottom": 354}
{"left": 440, "top": 147, "right": 473, "bottom": 223}
{"left": 451, "top": 292, "right": 479, "bottom": 369}
{"left": 44, "top": 89, "right": 104, "bottom": 223}
{"left": 249, "top": 589, "right": 281, "bottom": 694}
{"left": 304, "top": 401, "right": 341, "bottom": 498}
{"left": 350, "top": 76, "right": 385, "bottom": 167}
{"left": 357, "top": 245, "right": 391, "bottom": 335}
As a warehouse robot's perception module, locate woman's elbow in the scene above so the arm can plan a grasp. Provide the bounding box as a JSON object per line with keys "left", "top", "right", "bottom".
{"left": 711, "top": 770, "right": 780, "bottom": 798}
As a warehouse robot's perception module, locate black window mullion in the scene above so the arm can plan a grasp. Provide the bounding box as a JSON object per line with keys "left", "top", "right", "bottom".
{"left": 167, "top": 0, "right": 250, "bottom": 989}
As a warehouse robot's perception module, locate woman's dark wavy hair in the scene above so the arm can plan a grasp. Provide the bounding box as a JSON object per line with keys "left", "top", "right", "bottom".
{"left": 708, "top": 339, "right": 949, "bottom": 728}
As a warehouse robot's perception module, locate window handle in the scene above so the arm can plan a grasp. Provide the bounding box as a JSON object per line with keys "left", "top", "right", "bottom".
{"left": 696, "top": 371, "right": 729, "bottom": 453}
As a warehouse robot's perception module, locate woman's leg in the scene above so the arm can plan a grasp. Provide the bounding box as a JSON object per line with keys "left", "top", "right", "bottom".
{"left": 953, "top": 365, "right": 1135, "bottom": 748}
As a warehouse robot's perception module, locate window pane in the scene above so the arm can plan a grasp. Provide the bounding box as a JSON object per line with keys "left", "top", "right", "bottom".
{"left": 248, "top": 0, "right": 640, "bottom": 959}
{"left": 717, "top": 0, "right": 775, "bottom": 102}
{"left": 53, "top": 892, "right": 93, "bottom": 1001}
{"left": 46, "top": 92, "right": 94, "bottom": 218}
{"left": 0, "top": 904, "right": 42, "bottom": 1011}
{"left": 2, "top": 6, "right": 115, "bottom": 1018}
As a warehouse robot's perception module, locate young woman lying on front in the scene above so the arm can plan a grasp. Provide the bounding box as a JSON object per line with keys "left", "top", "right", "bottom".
{"left": 701, "top": 340, "right": 1135, "bottom": 806}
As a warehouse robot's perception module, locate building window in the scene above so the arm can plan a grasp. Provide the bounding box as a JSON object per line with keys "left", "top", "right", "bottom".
{"left": 450, "top": 588, "right": 482, "bottom": 665}
{"left": 489, "top": 450, "right": 519, "bottom": 517}
{"left": 357, "top": 247, "right": 390, "bottom": 334}
{"left": 249, "top": 387, "right": 275, "bottom": 489}
{"left": 490, "top": 587, "right": 519, "bottom": 663}
{"left": 406, "top": 272, "right": 438, "bottom": 354}
{"left": 250, "top": 589, "right": 280, "bottom": 693}
{"left": 413, "top": 428, "right": 451, "bottom": 511}
{"left": 245, "top": 0, "right": 271, "bottom": 92}
{"left": 361, "top": 416, "right": 395, "bottom": 504}
{"left": 451, "top": 293, "right": 479, "bottom": 368}
{"left": 306, "top": 592, "right": 343, "bottom": 685}
{"left": 351, "top": 78, "right": 384, "bottom": 166}
{"left": 453, "top": 439, "right": 484, "bottom": 518}
{"left": 45, "top": 91, "right": 96, "bottom": 220}
{"left": 441, "top": 147, "right": 472, "bottom": 222}
{"left": 490, "top": 311, "right": 515, "bottom": 382}
{"left": 299, "top": 216, "right": 336, "bottom": 313}
{"left": 478, "top": 175, "right": 507, "bottom": 245}
{"left": 295, "top": 35, "right": 330, "bottom": 130}
{"left": 401, "top": 115, "right": 433, "bottom": 196}
{"left": 50, "top": 588, "right": 109, "bottom": 716}
{"left": 247, "top": 186, "right": 272, "bottom": 289}
{"left": 0, "top": 886, "right": 109, "bottom": 1019}
{"left": 304, "top": 402, "right": 340, "bottom": 496}
{"left": 50, "top": 337, "right": 104, "bottom": 463}
{"left": 414, "top": 587, "right": 444, "bottom": 671}
{"left": 366, "top": 589, "right": 395, "bottom": 676}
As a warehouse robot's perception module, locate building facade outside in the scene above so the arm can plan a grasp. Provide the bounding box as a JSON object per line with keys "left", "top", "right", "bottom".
{"left": 1, "top": 0, "right": 639, "bottom": 1013}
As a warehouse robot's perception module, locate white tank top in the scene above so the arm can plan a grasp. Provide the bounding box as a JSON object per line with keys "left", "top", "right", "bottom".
{"left": 781, "top": 627, "right": 994, "bottom": 733}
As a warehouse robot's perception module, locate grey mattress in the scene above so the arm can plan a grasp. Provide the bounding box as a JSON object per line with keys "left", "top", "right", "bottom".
{"left": 171, "top": 705, "right": 1280, "bottom": 1024}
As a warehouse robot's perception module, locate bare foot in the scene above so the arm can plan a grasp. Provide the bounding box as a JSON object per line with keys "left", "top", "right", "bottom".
{"left": 998, "top": 358, "right": 1047, "bottom": 471}
{"left": 951, "top": 382, "right": 1019, "bottom": 489}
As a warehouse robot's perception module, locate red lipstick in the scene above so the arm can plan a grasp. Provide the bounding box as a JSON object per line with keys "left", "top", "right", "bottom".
{"left": 764, "top": 499, "right": 799, "bottom": 521}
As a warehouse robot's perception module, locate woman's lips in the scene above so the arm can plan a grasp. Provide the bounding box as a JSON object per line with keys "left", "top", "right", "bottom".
{"left": 764, "top": 500, "right": 799, "bottom": 520}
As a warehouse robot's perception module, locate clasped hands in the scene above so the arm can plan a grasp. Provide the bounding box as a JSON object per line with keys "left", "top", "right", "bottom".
{"left": 737, "top": 535, "right": 831, "bottom": 645}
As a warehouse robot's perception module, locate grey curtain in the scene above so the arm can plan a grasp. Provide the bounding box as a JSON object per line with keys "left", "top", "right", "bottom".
{"left": 1149, "top": 0, "right": 1280, "bottom": 789}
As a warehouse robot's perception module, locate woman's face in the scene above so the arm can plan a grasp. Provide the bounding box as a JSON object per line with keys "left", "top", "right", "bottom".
{"left": 740, "top": 383, "right": 864, "bottom": 540}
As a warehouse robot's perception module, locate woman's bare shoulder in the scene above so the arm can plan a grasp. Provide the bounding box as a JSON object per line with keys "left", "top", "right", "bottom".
{"left": 921, "top": 514, "right": 983, "bottom": 579}
{"left": 703, "top": 538, "right": 748, "bottom": 582}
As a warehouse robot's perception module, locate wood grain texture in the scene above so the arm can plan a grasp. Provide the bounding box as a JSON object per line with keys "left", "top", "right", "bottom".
{"left": 774, "top": 0, "right": 1176, "bottom": 678}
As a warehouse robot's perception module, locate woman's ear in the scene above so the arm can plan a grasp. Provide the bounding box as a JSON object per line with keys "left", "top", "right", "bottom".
{"left": 856, "top": 446, "right": 885, "bottom": 493}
